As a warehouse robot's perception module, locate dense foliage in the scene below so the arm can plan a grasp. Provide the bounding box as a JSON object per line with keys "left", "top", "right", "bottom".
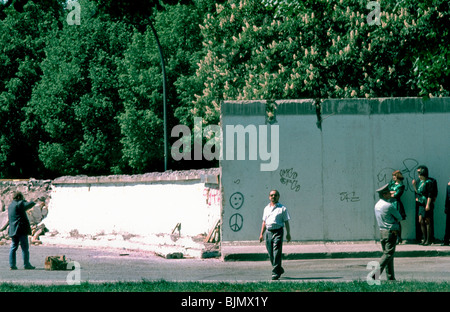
{"left": 0, "top": 0, "right": 448, "bottom": 178}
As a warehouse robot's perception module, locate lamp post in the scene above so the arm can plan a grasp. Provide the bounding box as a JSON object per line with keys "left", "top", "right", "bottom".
{"left": 148, "top": 21, "right": 168, "bottom": 171}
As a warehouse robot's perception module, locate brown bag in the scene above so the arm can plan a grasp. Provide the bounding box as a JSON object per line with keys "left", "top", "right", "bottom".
{"left": 45, "top": 255, "right": 68, "bottom": 270}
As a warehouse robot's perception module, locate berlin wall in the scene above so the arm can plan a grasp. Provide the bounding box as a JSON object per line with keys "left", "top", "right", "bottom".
{"left": 220, "top": 97, "right": 450, "bottom": 242}
{"left": 44, "top": 169, "right": 221, "bottom": 238}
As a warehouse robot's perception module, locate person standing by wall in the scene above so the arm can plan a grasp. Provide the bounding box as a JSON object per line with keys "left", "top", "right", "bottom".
{"left": 8, "top": 192, "right": 41, "bottom": 270}
{"left": 443, "top": 178, "right": 450, "bottom": 246}
{"left": 412, "top": 166, "right": 435, "bottom": 245}
{"left": 373, "top": 184, "right": 403, "bottom": 281}
{"left": 259, "top": 190, "right": 291, "bottom": 280}
{"left": 389, "top": 170, "right": 406, "bottom": 244}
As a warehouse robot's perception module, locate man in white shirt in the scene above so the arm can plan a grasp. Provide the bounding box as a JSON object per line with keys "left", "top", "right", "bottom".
{"left": 259, "top": 190, "right": 291, "bottom": 280}
{"left": 374, "top": 183, "right": 403, "bottom": 281}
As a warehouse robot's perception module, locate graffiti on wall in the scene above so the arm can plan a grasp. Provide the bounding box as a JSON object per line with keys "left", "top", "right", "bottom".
{"left": 228, "top": 178, "right": 245, "bottom": 232}
{"left": 229, "top": 213, "right": 243, "bottom": 232}
{"left": 376, "top": 158, "right": 419, "bottom": 193}
{"left": 203, "top": 187, "right": 221, "bottom": 206}
{"left": 279, "top": 168, "right": 301, "bottom": 192}
{"left": 339, "top": 191, "right": 361, "bottom": 202}
{"left": 229, "top": 192, "right": 244, "bottom": 210}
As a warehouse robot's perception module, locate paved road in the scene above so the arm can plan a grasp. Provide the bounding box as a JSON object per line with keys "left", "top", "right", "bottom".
{"left": 1, "top": 245, "right": 450, "bottom": 285}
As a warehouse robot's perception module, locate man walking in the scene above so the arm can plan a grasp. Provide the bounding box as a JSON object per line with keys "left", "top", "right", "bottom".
{"left": 259, "top": 190, "right": 291, "bottom": 280}
{"left": 8, "top": 192, "right": 39, "bottom": 270}
{"left": 373, "top": 184, "right": 403, "bottom": 281}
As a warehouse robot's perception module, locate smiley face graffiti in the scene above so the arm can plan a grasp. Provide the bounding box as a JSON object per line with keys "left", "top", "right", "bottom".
{"left": 229, "top": 192, "right": 244, "bottom": 210}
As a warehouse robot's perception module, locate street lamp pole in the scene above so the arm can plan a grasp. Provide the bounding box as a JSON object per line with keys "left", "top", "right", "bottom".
{"left": 148, "top": 21, "right": 168, "bottom": 171}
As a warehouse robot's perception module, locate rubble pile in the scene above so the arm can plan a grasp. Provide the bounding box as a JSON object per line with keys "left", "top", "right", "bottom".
{"left": 0, "top": 179, "right": 52, "bottom": 245}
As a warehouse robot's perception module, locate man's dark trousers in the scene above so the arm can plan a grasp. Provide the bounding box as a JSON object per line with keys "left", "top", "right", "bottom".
{"left": 444, "top": 212, "right": 450, "bottom": 245}
{"left": 379, "top": 230, "right": 397, "bottom": 280}
{"left": 265, "top": 228, "right": 284, "bottom": 277}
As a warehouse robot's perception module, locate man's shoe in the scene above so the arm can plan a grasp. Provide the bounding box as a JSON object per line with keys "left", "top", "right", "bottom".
{"left": 24, "top": 265, "right": 35, "bottom": 270}
{"left": 271, "top": 274, "right": 280, "bottom": 280}
{"left": 10, "top": 266, "right": 18, "bottom": 270}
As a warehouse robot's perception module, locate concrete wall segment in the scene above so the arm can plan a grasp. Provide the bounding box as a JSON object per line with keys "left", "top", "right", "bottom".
{"left": 45, "top": 168, "right": 221, "bottom": 238}
{"left": 221, "top": 97, "right": 450, "bottom": 242}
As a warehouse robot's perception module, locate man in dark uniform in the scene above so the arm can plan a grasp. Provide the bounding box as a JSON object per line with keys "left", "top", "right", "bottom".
{"left": 8, "top": 192, "right": 40, "bottom": 270}
{"left": 443, "top": 178, "right": 450, "bottom": 246}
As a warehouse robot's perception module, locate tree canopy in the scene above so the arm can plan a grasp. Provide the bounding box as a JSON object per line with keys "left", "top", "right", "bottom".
{"left": 0, "top": 0, "right": 448, "bottom": 178}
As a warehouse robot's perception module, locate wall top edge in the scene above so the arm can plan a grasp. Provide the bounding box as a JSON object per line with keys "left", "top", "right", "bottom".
{"left": 52, "top": 168, "right": 220, "bottom": 185}
{"left": 0, "top": 179, "right": 52, "bottom": 185}
{"left": 222, "top": 97, "right": 450, "bottom": 116}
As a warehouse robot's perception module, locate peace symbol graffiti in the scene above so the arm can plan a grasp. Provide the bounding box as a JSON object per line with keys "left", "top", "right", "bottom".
{"left": 229, "top": 213, "right": 243, "bottom": 232}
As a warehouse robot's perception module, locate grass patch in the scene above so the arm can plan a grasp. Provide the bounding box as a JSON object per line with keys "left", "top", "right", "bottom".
{"left": 0, "top": 280, "right": 449, "bottom": 292}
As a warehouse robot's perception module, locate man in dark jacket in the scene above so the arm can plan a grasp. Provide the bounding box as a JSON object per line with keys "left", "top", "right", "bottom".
{"left": 8, "top": 192, "right": 38, "bottom": 270}
{"left": 443, "top": 179, "right": 450, "bottom": 246}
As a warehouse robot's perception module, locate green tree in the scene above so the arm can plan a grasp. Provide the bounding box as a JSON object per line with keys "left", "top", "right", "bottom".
{"left": 189, "top": 0, "right": 449, "bottom": 124}
{"left": 116, "top": 28, "right": 166, "bottom": 173}
{"left": 0, "top": 1, "right": 60, "bottom": 178}
{"left": 116, "top": 1, "right": 218, "bottom": 172}
{"left": 23, "top": 0, "right": 134, "bottom": 176}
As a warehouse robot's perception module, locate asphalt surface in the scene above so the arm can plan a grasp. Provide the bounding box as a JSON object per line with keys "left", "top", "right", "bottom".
{"left": 1, "top": 243, "right": 450, "bottom": 285}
